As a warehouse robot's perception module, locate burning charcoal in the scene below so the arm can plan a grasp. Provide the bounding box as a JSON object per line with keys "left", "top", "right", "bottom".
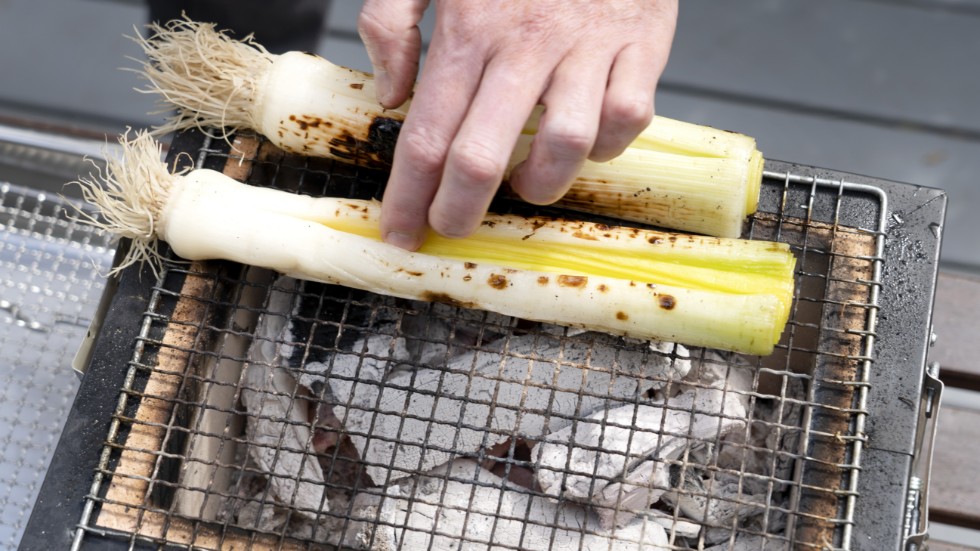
{"left": 644, "top": 509, "right": 701, "bottom": 540}
{"left": 309, "top": 398, "right": 350, "bottom": 454}
{"left": 345, "top": 459, "right": 670, "bottom": 550}
{"left": 235, "top": 494, "right": 290, "bottom": 534}
{"left": 649, "top": 340, "right": 692, "bottom": 380}
{"left": 399, "top": 301, "right": 521, "bottom": 366}
{"left": 661, "top": 465, "right": 766, "bottom": 526}
{"left": 240, "top": 281, "right": 327, "bottom": 516}
{"left": 480, "top": 438, "right": 537, "bottom": 490}
{"left": 317, "top": 331, "right": 685, "bottom": 485}
{"left": 715, "top": 375, "right": 805, "bottom": 498}
{"left": 704, "top": 533, "right": 787, "bottom": 550}
{"left": 309, "top": 400, "right": 373, "bottom": 491}
{"left": 535, "top": 363, "right": 753, "bottom": 529}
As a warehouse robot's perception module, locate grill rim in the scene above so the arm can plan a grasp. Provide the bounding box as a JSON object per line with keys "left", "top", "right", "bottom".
{"left": 18, "top": 130, "right": 947, "bottom": 551}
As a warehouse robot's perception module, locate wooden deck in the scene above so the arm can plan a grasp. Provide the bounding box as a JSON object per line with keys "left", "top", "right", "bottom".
{"left": 926, "top": 272, "right": 980, "bottom": 548}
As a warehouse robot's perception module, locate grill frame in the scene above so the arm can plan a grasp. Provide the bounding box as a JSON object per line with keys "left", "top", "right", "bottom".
{"left": 20, "top": 129, "right": 947, "bottom": 551}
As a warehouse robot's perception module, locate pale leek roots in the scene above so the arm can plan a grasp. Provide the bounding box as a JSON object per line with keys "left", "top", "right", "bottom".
{"left": 134, "top": 17, "right": 764, "bottom": 238}
{"left": 77, "top": 132, "right": 795, "bottom": 355}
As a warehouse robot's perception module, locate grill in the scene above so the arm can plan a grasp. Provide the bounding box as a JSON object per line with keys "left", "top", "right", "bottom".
{"left": 21, "top": 129, "right": 946, "bottom": 551}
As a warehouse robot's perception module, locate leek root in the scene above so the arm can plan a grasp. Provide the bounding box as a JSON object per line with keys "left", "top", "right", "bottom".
{"left": 134, "top": 17, "right": 764, "bottom": 238}
{"left": 77, "top": 132, "right": 794, "bottom": 355}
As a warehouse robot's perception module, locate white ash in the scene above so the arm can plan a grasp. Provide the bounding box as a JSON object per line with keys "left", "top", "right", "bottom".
{"left": 716, "top": 375, "right": 804, "bottom": 496}
{"left": 643, "top": 509, "right": 701, "bottom": 539}
{"left": 397, "top": 301, "right": 523, "bottom": 368}
{"left": 232, "top": 276, "right": 802, "bottom": 548}
{"left": 703, "top": 533, "right": 789, "bottom": 550}
{"left": 661, "top": 470, "right": 767, "bottom": 528}
{"left": 303, "top": 330, "right": 689, "bottom": 485}
{"left": 534, "top": 353, "right": 753, "bottom": 529}
{"left": 343, "top": 459, "right": 671, "bottom": 550}
{"left": 239, "top": 279, "right": 327, "bottom": 516}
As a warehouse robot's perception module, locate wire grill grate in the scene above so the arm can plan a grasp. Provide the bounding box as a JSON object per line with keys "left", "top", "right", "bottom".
{"left": 73, "top": 132, "right": 885, "bottom": 551}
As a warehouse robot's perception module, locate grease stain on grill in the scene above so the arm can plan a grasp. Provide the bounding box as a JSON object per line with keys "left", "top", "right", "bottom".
{"left": 488, "top": 274, "right": 509, "bottom": 289}
{"left": 658, "top": 295, "right": 676, "bottom": 310}
{"left": 557, "top": 275, "right": 587, "bottom": 288}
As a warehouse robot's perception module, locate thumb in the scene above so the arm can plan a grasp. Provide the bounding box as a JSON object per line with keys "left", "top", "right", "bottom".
{"left": 358, "top": 0, "right": 430, "bottom": 108}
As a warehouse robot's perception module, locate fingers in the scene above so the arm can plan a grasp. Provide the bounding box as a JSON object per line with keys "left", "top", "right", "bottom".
{"left": 378, "top": 32, "right": 486, "bottom": 250}
{"left": 428, "top": 60, "right": 546, "bottom": 237}
{"left": 508, "top": 53, "right": 608, "bottom": 205}
{"left": 375, "top": 1, "right": 679, "bottom": 249}
{"left": 590, "top": 31, "right": 675, "bottom": 162}
{"left": 358, "top": 0, "right": 430, "bottom": 107}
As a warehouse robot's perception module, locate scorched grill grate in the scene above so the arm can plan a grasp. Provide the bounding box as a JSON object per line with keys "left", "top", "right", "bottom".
{"left": 21, "top": 129, "right": 946, "bottom": 551}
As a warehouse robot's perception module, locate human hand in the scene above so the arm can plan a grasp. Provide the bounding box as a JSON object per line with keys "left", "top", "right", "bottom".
{"left": 359, "top": 0, "right": 678, "bottom": 250}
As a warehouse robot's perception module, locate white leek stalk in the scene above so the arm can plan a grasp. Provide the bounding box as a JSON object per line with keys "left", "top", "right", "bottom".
{"left": 76, "top": 132, "right": 794, "bottom": 355}
{"left": 134, "top": 18, "right": 764, "bottom": 238}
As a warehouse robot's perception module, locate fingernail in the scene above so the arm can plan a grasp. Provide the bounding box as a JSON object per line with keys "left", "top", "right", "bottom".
{"left": 374, "top": 66, "right": 393, "bottom": 106}
{"left": 384, "top": 230, "right": 422, "bottom": 251}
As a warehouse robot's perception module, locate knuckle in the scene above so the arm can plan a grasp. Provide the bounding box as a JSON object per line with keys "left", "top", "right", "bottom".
{"left": 541, "top": 119, "right": 595, "bottom": 158}
{"left": 399, "top": 129, "right": 449, "bottom": 174}
{"left": 512, "top": 166, "right": 572, "bottom": 205}
{"left": 451, "top": 141, "right": 506, "bottom": 185}
{"left": 606, "top": 94, "right": 655, "bottom": 131}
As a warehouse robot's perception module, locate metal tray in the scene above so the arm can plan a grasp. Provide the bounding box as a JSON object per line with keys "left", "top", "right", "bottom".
{"left": 0, "top": 182, "right": 114, "bottom": 551}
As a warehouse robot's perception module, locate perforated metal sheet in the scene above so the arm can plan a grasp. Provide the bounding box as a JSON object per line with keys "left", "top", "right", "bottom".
{"left": 0, "top": 183, "right": 115, "bottom": 550}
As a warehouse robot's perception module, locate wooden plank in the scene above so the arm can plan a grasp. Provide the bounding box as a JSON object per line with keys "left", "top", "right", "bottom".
{"left": 930, "top": 271, "right": 980, "bottom": 390}
{"left": 929, "top": 540, "right": 980, "bottom": 551}
{"left": 862, "top": 0, "right": 980, "bottom": 14}
{"left": 930, "top": 406, "right": 980, "bottom": 529}
{"left": 929, "top": 541, "right": 980, "bottom": 551}
{"left": 0, "top": 0, "right": 159, "bottom": 130}
{"left": 326, "top": 0, "right": 980, "bottom": 134}
{"left": 666, "top": 0, "right": 980, "bottom": 134}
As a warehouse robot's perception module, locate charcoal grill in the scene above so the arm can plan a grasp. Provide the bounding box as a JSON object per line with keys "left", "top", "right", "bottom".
{"left": 20, "top": 129, "right": 946, "bottom": 550}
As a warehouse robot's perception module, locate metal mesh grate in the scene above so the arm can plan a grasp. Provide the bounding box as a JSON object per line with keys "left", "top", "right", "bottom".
{"left": 0, "top": 183, "right": 115, "bottom": 550}
{"left": 74, "top": 132, "right": 885, "bottom": 550}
